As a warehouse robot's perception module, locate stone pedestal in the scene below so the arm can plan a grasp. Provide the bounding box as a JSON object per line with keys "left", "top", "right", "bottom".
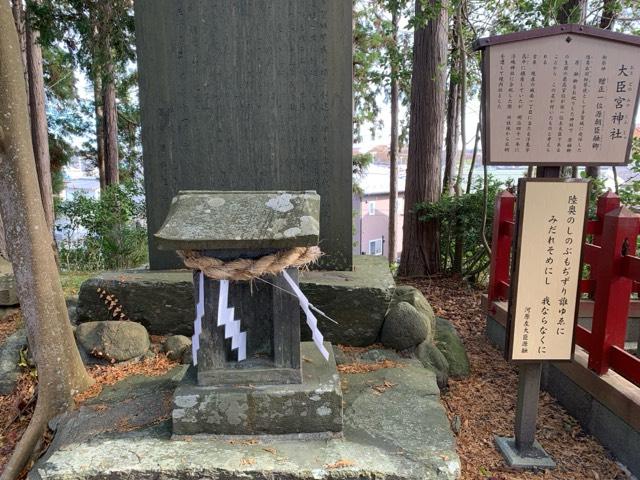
{"left": 173, "top": 342, "right": 343, "bottom": 436}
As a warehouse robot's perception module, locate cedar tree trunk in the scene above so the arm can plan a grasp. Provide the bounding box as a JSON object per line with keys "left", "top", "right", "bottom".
{"left": 388, "top": 8, "right": 399, "bottom": 265}
{"left": 398, "top": 0, "right": 448, "bottom": 277}
{"left": 26, "top": 0, "right": 55, "bottom": 234}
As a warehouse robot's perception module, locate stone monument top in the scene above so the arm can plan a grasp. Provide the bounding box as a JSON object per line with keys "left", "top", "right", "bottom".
{"left": 155, "top": 190, "right": 320, "bottom": 251}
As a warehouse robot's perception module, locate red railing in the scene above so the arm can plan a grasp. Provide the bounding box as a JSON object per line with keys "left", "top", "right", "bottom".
{"left": 487, "top": 191, "right": 640, "bottom": 387}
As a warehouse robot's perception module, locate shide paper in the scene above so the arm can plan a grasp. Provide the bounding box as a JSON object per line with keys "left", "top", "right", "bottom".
{"left": 282, "top": 270, "right": 330, "bottom": 361}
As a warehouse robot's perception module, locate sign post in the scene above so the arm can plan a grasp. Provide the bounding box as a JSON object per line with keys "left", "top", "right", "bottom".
{"left": 474, "top": 24, "right": 640, "bottom": 470}
{"left": 496, "top": 178, "right": 590, "bottom": 468}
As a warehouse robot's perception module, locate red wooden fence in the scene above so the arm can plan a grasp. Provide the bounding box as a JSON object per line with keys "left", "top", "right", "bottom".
{"left": 487, "top": 191, "right": 640, "bottom": 387}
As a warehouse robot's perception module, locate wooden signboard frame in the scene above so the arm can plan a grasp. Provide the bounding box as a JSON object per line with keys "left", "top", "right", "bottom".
{"left": 505, "top": 178, "right": 590, "bottom": 362}
{"left": 474, "top": 24, "right": 640, "bottom": 166}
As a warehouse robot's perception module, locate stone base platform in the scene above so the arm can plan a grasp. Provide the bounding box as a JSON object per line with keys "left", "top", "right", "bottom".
{"left": 30, "top": 348, "right": 459, "bottom": 480}
{"left": 76, "top": 256, "right": 395, "bottom": 345}
{"left": 173, "top": 342, "right": 343, "bottom": 436}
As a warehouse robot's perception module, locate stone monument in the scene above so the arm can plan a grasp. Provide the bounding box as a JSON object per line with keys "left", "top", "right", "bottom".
{"left": 155, "top": 190, "right": 343, "bottom": 436}
{"left": 134, "top": 0, "right": 353, "bottom": 271}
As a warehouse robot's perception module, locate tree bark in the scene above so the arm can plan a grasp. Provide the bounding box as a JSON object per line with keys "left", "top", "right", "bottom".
{"left": 93, "top": 76, "right": 106, "bottom": 190}
{"left": 388, "top": 8, "right": 399, "bottom": 265}
{"left": 442, "top": 15, "right": 460, "bottom": 195}
{"left": 103, "top": 62, "right": 119, "bottom": 186}
{"left": 0, "top": 5, "right": 93, "bottom": 478}
{"left": 0, "top": 214, "right": 6, "bottom": 260}
{"left": 26, "top": 0, "right": 55, "bottom": 235}
{"left": 101, "top": 1, "right": 119, "bottom": 186}
{"left": 398, "top": 0, "right": 448, "bottom": 277}
{"left": 11, "top": 0, "right": 28, "bottom": 99}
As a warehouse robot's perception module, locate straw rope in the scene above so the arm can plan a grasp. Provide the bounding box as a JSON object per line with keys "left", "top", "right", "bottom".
{"left": 178, "top": 246, "right": 322, "bottom": 281}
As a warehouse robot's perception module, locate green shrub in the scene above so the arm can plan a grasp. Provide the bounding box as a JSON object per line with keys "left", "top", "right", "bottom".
{"left": 416, "top": 176, "right": 510, "bottom": 282}
{"left": 56, "top": 181, "right": 147, "bottom": 271}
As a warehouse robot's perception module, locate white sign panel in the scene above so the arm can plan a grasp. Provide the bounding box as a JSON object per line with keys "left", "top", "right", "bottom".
{"left": 508, "top": 180, "right": 589, "bottom": 361}
{"left": 482, "top": 29, "right": 640, "bottom": 165}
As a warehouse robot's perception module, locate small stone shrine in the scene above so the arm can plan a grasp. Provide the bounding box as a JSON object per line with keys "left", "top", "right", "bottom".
{"left": 155, "top": 190, "right": 343, "bottom": 436}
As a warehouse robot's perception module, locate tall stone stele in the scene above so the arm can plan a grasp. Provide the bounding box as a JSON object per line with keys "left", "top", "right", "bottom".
{"left": 135, "top": 0, "right": 353, "bottom": 271}
{"left": 155, "top": 191, "right": 343, "bottom": 436}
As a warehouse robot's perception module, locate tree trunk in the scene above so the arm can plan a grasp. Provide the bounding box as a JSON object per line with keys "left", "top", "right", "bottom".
{"left": 11, "top": 0, "right": 28, "bottom": 98}
{"left": 101, "top": 1, "right": 119, "bottom": 186}
{"left": 0, "top": 5, "right": 93, "bottom": 478}
{"left": 93, "top": 76, "right": 106, "bottom": 190}
{"left": 442, "top": 16, "right": 460, "bottom": 195}
{"left": 398, "top": 0, "right": 448, "bottom": 277}
{"left": 452, "top": 1, "right": 467, "bottom": 274}
{"left": 0, "top": 214, "right": 6, "bottom": 260}
{"left": 388, "top": 8, "right": 399, "bottom": 265}
{"left": 103, "top": 62, "right": 119, "bottom": 186}
{"left": 26, "top": 0, "right": 55, "bottom": 235}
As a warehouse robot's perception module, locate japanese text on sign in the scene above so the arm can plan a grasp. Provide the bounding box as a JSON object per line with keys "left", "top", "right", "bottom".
{"left": 486, "top": 34, "right": 639, "bottom": 165}
{"left": 508, "top": 180, "right": 589, "bottom": 361}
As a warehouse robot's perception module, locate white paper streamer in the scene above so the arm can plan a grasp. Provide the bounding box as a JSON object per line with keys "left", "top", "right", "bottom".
{"left": 191, "top": 270, "right": 205, "bottom": 366}
{"left": 217, "top": 279, "right": 247, "bottom": 361}
{"left": 282, "top": 270, "right": 330, "bottom": 361}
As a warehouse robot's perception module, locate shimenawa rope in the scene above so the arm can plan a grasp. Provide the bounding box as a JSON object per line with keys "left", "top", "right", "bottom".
{"left": 178, "top": 246, "right": 322, "bottom": 281}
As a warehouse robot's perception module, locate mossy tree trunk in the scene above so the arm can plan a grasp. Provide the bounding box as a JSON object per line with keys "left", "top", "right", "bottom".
{"left": 0, "top": 4, "right": 93, "bottom": 478}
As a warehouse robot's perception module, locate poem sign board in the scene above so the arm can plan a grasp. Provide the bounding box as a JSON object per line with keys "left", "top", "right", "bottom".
{"left": 507, "top": 179, "right": 589, "bottom": 361}
{"left": 476, "top": 25, "right": 640, "bottom": 166}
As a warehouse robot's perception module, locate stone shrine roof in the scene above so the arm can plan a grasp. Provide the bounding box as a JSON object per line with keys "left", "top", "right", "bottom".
{"left": 155, "top": 191, "right": 320, "bottom": 251}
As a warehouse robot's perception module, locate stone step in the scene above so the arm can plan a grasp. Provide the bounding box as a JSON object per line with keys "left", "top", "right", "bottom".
{"left": 30, "top": 346, "right": 460, "bottom": 480}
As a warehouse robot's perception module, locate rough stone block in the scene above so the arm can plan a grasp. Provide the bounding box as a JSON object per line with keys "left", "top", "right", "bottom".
{"left": 299, "top": 256, "right": 395, "bottom": 346}
{"left": 75, "top": 321, "right": 150, "bottom": 363}
{"left": 435, "top": 317, "right": 470, "bottom": 378}
{"left": 76, "top": 256, "right": 395, "bottom": 345}
{"left": 0, "top": 257, "right": 18, "bottom": 306}
{"left": 76, "top": 270, "right": 194, "bottom": 336}
{"left": 172, "top": 342, "right": 342, "bottom": 436}
{"left": 0, "top": 328, "right": 26, "bottom": 394}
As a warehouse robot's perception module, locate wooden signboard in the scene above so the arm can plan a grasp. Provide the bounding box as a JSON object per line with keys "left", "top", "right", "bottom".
{"left": 506, "top": 179, "right": 589, "bottom": 362}
{"left": 475, "top": 25, "right": 640, "bottom": 166}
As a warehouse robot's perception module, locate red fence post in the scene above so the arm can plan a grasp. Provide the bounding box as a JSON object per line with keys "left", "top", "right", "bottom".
{"left": 488, "top": 191, "right": 515, "bottom": 304}
{"left": 588, "top": 207, "right": 638, "bottom": 375}
{"left": 593, "top": 191, "right": 620, "bottom": 246}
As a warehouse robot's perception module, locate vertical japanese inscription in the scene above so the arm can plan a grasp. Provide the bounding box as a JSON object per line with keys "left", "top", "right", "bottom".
{"left": 509, "top": 180, "right": 589, "bottom": 361}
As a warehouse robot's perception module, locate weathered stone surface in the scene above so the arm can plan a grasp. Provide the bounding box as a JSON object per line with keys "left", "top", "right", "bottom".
{"left": 392, "top": 285, "right": 436, "bottom": 343}
{"left": 0, "top": 256, "right": 18, "bottom": 306}
{"left": 75, "top": 321, "right": 150, "bottom": 362}
{"left": 381, "top": 302, "right": 429, "bottom": 351}
{"left": 299, "top": 256, "right": 395, "bottom": 346}
{"left": 135, "top": 0, "right": 353, "bottom": 270}
{"left": 416, "top": 340, "right": 450, "bottom": 389}
{"left": 435, "top": 317, "right": 470, "bottom": 378}
{"left": 360, "top": 348, "right": 401, "bottom": 363}
{"left": 163, "top": 335, "right": 191, "bottom": 362}
{"left": 173, "top": 342, "right": 342, "bottom": 435}
{"left": 77, "top": 256, "right": 395, "bottom": 345}
{"left": 0, "top": 328, "right": 26, "bottom": 394}
{"left": 155, "top": 191, "right": 320, "bottom": 251}
{"left": 76, "top": 270, "right": 194, "bottom": 336}
{"left": 30, "top": 350, "right": 459, "bottom": 480}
